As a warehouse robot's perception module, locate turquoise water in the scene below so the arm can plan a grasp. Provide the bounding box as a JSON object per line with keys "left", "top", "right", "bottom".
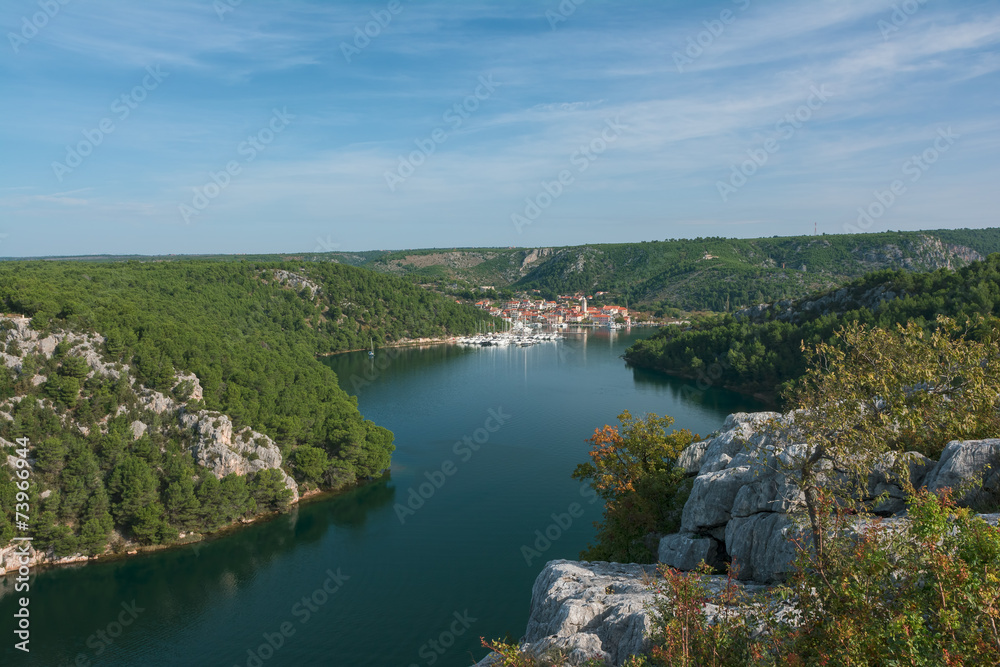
{"left": 1, "top": 329, "right": 761, "bottom": 666}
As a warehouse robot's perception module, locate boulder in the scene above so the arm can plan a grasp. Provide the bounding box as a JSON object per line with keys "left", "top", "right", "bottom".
{"left": 681, "top": 465, "right": 755, "bottom": 534}
{"left": 475, "top": 560, "right": 773, "bottom": 666}
{"left": 658, "top": 533, "right": 723, "bottom": 572}
{"left": 725, "top": 513, "right": 799, "bottom": 583}
{"left": 677, "top": 440, "right": 708, "bottom": 475}
{"left": 130, "top": 421, "right": 148, "bottom": 440}
{"left": 730, "top": 473, "right": 803, "bottom": 519}
{"left": 924, "top": 439, "right": 1000, "bottom": 507}
{"left": 865, "top": 451, "right": 934, "bottom": 515}
{"left": 520, "top": 560, "right": 657, "bottom": 666}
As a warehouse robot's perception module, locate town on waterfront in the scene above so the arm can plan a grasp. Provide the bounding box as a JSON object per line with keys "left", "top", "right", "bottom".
{"left": 473, "top": 293, "right": 632, "bottom": 328}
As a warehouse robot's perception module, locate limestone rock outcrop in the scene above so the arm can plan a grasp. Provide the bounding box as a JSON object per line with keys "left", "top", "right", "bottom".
{"left": 0, "top": 316, "right": 301, "bottom": 572}
{"left": 487, "top": 412, "right": 1000, "bottom": 666}
{"left": 924, "top": 439, "right": 1000, "bottom": 507}
{"left": 657, "top": 533, "right": 721, "bottom": 572}
{"left": 661, "top": 412, "right": 1000, "bottom": 584}
{"left": 476, "top": 560, "right": 656, "bottom": 666}
{"left": 180, "top": 411, "right": 298, "bottom": 502}
{"left": 475, "top": 560, "right": 770, "bottom": 667}
{"left": 271, "top": 269, "right": 321, "bottom": 296}
{"left": 1, "top": 317, "right": 121, "bottom": 379}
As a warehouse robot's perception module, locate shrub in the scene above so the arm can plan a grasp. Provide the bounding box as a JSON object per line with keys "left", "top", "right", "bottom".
{"left": 784, "top": 316, "right": 1000, "bottom": 569}
{"left": 780, "top": 489, "right": 1000, "bottom": 665}
{"left": 643, "top": 563, "right": 778, "bottom": 666}
{"left": 573, "top": 411, "right": 694, "bottom": 563}
{"left": 638, "top": 490, "right": 1000, "bottom": 666}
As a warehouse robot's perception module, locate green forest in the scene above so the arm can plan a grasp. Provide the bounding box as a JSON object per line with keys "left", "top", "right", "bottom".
{"left": 29, "top": 228, "right": 1000, "bottom": 315}
{"left": 624, "top": 253, "right": 1000, "bottom": 401}
{"left": 308, "top": 228, "right": 1000, "bottom": 313}
{"left": 0, "top": 259, "right": 489, "bottom": 557}
{"left": 512, "top": 230, "right": 998, "bottom": 312}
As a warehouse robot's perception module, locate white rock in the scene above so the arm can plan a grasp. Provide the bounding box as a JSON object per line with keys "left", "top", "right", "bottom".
{"left": 924, "top": 439, "right": 1000, "bottom": 506}
{"left": 130, "top": 421, "right": 148, "bottom": 440}
{"left": 658, "top": 533, "right": 721, "bottom": 571}
{"left": 520, "top": 560, "right": 657, "bottom": 666}
{"left": 677, "top": 440, "right": 708, "bottom": 475}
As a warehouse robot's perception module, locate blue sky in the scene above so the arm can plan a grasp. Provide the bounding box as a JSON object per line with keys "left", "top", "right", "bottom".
{"left": 1, "top": 0, "right": 998, "bottom": 256}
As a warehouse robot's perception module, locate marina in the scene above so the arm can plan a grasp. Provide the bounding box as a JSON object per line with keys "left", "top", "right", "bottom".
{"left": 456, "top": 322, "right": 563, "bottom": 347}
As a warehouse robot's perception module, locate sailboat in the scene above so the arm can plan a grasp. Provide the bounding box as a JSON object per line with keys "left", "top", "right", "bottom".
{"left": 369, "top": 338, "right": 375, "bottom": 359}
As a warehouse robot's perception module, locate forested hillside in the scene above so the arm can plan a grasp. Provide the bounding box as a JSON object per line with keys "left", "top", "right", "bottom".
{"left": 624, "top": 254, "right": 1000, "bottom": 402}
{"left": 317, "top": 228, "right": 1000, "bottom": 312}
{"left": 16, "top": 229, "right": 1000, "bottom": 315}
{"left": 512, "top": 232, "right": 989, "bottom": 312}
{"left": 0, "top": 260, "right": 487, "bottom": 559}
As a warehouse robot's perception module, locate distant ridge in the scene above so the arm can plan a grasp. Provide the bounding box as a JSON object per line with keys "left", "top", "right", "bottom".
{"left": 5, "top": 228, "right": 999, "bottom": 314}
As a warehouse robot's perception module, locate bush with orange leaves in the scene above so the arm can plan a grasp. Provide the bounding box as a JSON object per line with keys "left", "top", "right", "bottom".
{"left": 572, "top": 410, "right": 696, "bottom": 563}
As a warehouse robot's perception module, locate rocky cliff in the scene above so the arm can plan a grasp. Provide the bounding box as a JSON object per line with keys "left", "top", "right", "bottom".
{"left": 659, "top": 412, "right": 999, "bottom": 584}
{"left": 485, "top": 412, "right": 1000, "bottom": 666}
{"left": 0, "top": 316, "right": 298, "bottom": 575}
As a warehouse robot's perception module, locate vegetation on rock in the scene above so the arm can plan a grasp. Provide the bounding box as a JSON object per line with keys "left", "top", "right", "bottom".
{"left": 643, "top": 490, "right": 1000, "bottom": 666}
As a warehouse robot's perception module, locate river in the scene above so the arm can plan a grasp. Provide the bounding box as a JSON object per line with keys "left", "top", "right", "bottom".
{"left": 1, "top": 328, "right": 762, "bottom": 667}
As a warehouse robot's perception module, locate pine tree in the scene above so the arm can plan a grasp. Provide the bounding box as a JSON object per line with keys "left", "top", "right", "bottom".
{"left": 108, "top": 455, "right": 159, "bottom": 526}
{"left": 164, "top": 476, "right": 201, "bottom": 530}
{"left": 219, "top": 474, "right": 255, "bottom": 522}
{"left": 196, "top": 473, "right": 224, "bottom": 529}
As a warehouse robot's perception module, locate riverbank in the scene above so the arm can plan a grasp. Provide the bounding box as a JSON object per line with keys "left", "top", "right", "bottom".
{"left": 622, "top": 361, "right": 779, "bottom": 406}
{"left": 0, "top": 473, "right": 390, "bottom": 577}
{"left": 322, "top": 323, "right": 675, "bottom": 357}
{"left": 319, "top": 335, "right": 459, "bottom": 356}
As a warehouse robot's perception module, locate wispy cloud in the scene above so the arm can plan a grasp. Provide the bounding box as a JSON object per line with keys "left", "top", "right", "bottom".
{"left": 0, "top": 0, "right": 997, "bottom": 255}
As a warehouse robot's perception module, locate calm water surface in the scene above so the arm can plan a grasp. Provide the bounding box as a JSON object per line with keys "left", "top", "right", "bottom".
{"left": 1, "top": 329, "right": 762, "bottom": 667}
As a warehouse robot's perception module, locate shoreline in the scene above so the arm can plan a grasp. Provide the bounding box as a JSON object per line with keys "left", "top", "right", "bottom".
{"left": 0, "top": 474, "right": 389, "bottom": 577}
{"left": 321, "top": 324, "right": 670, "bottom": 357}
{"left": 319, "top": 336, "right": 458, "bottom": 356}
{"left": 623, "top": 360, "right": 779, "bottom": 406}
